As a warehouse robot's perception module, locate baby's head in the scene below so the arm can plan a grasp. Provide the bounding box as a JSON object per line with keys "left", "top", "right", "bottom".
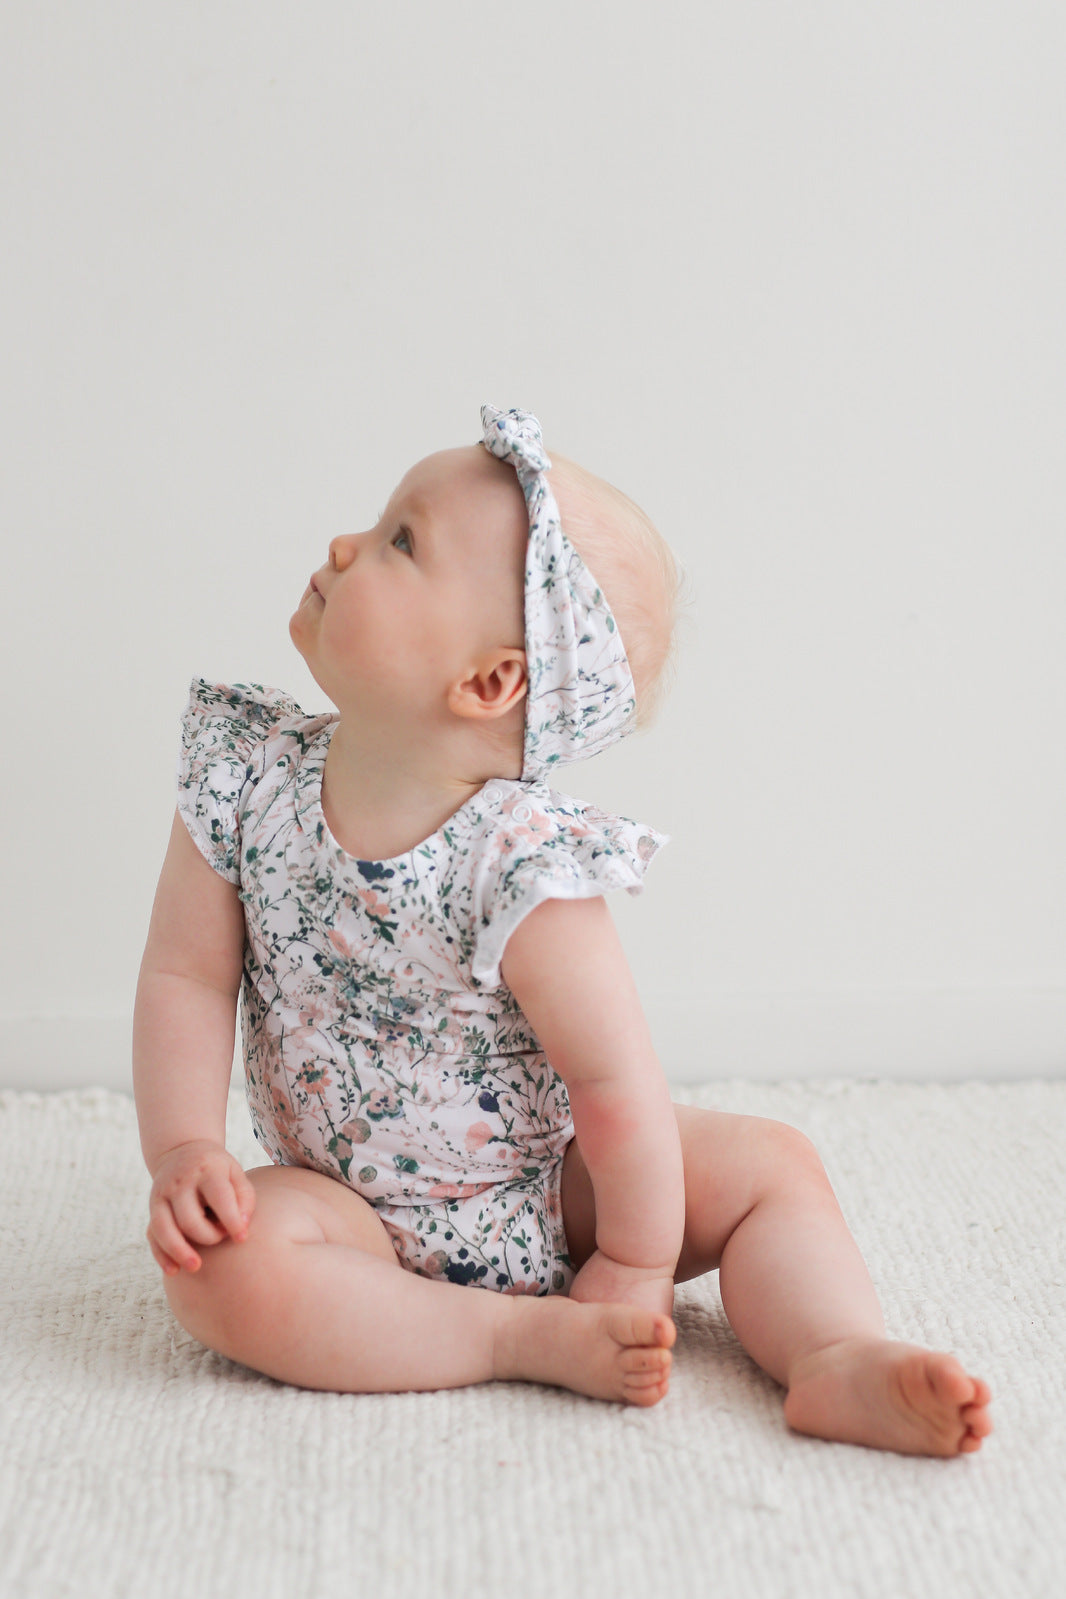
{"left": 291, "top": 424, "right": 683, "bottom": 780}
{"left": 545, "top": 452, "right": 683, "bottom": 737}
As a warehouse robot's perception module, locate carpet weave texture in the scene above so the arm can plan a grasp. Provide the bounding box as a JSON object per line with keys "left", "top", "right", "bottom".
{"left": 1, "top": 1078, "right": 1063, "bottom": 1599}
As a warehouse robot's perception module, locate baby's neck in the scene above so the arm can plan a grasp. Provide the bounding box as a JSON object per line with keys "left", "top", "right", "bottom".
{"left": 321, "top": 717, "right": 520, "bottom": 861}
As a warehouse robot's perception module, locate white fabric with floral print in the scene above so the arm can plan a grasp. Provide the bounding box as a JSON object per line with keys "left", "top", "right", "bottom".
{"left": 175, "top": 679, "right": 668, "bottom": 1293}
{"left": 480, "top": 403, "right": 638, "bottom": 779}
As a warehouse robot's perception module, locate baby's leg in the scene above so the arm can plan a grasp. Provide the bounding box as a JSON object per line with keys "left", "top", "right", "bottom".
{"left": 163, "top": 1165, "right": 674, "bottom": 1404}
{"left": 684, "top": 1112, "right": 993, "bottom": 1455}
{"left": 562, "top": 1109, "right": 993, "bottom": 1454}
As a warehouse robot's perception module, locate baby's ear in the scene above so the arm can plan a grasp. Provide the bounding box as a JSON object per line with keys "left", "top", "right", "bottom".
{"left": 448, "top": 649, "right": 527, "bottom": 721}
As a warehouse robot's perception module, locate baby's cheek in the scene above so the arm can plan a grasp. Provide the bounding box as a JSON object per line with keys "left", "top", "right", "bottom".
{"left": 324, "top": 603, "right": 397, "bottom": 688}
{"left": 323, "top": 605, "right": 367, "bottom": 666}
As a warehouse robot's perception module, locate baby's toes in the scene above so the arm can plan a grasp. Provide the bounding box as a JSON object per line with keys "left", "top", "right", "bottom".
{"left": 619, "top": 1344, "right": 672, "bottom": 1378}
{"left": 961, "top": 1399, "right": 993, "bottom": 1440}
{"left": 926, "top": 1353, "right": 975, "bottom": 1409}
{"left": 621, "top": 1355, "right": 672, "bottom": 1406}
{"left": 969, "top": 1376, "right": 993, "bottom": 1409}
{"left": 604, "top": 1305, "right": 675, "bottom": 1352}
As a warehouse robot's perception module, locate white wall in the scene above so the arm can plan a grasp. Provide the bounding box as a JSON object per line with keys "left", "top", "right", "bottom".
{"left": 2, "top": 1, "right": 1063, "bottom": 1090}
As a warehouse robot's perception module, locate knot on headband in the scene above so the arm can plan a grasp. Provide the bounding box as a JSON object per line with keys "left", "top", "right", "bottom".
{"left": 481, "top": 406, "right": 551, "bottom": 475}
{"left": 479, "top": 403, "right": 637, "bottom": 781}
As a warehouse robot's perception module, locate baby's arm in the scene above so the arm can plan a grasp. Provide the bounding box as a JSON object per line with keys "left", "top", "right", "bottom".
{"left": 132, "top": 810, "right": 257, "bottom": 1274}
{"left": 501, "top": 895, "right": 685, "bottom": 1315}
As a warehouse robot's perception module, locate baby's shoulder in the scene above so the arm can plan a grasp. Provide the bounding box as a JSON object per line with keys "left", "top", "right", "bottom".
{"left": 181, "top": 678, "right": 334, "bottom": 762}
{"left": 468, "top": 779, "right": 585, "bottom": 848}
{"left": 463, "top": 778, "right": 660, "bottom": 874}
{"left": 459, "top": 780, "right": 670, "bottom": 989}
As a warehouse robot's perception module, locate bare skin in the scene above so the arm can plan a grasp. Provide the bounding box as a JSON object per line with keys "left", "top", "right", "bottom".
{"left": 558, "top": 1104, "right": 993, "bottom": 1455}
{"left": 158, "top": 1164, "right": 675, "bottom": 1406}
{"left": 782, "top": 1340, "right": 993, "bottom": 1456}
{"left": 137, "top": 444, "right": 991, "bottom": 1453}
{"left": 153, "top": 1108, "right": 992, "bottom": 1452}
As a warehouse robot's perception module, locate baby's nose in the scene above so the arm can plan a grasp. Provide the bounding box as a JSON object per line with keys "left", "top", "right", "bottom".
{"left": 329, "top": 532, "right": 360, "bottom": 570}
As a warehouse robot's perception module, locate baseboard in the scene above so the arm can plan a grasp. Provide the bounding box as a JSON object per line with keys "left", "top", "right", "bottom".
{"left": 2, "top": 989, "right": 1063, "bottom": 1092}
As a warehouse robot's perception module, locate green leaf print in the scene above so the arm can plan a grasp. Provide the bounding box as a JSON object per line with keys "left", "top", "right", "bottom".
{"left": 177, "top": 676, "right": 659, "bottom": 1299}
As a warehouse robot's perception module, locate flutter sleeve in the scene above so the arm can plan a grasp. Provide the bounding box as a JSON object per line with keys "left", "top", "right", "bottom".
{"left": 175, "top": 677, "right": 304, "bottom": 883}
{"left": 469, "top": 789, "right": 670, "bottom": 989}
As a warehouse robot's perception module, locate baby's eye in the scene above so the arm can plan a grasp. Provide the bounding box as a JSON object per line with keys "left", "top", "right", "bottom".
{"left": 391, "top": 529, "right": 413, "bottom": 555}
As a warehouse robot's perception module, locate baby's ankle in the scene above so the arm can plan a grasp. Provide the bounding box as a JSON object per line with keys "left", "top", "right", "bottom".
{"left": 491, "top": 1292, "right": 581, "bottom": 1386}
{"left": 787, "top": 1334, "right": 886, "bottom": 1390}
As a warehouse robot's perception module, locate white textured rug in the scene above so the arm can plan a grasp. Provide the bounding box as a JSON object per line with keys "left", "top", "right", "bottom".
{"left": 1, "top": 1078, "right": 1063, "bottom": 1599}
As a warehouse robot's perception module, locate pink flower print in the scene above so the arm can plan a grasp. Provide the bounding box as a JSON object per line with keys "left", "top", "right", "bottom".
{"left": 465, "top": 1121, "right": 493, "bottom": 1153}
{"left": 502, "top": 1281, "right": 544, "bottom": 1295}
{"left": 487, "top": 830, "right": 516, "bottom": 868}
{"left": 276, "top": 1129, "right": 307, "bottom": 1166}
{"left": 503, "top": 798, "right": 554, "bottom": 846}
{"left": 359, "top": 887, "right": 391, "bottom": 920}
{"left": 365, "top": 1086, "right": 401, "bottom": 1121}
{"left": 357, "top": 886, "right": 400, "bottom": 946}
{"left": 295, "top": 1062, "right": 332, "bottom": 1099}
{"left": 297, "top": 994, "right": 330, "bottom": 1027}
{"left": 339, "top": 1117, "right": 372, "bottom": 1145}
{"left": 270, "top": 1088, "right": 296, "bottom": 1131}
{"left": 426, "top": 1180, "right": 492, "bottom": 1200}
{"left": 423, "top": 1250, "right": 450, "bottom": 1278}
{"left": 287, "top": 993, "right": 330, "bottom": 1053}
{"left": 327, "top": 928, "right": 354, "bottom": 960}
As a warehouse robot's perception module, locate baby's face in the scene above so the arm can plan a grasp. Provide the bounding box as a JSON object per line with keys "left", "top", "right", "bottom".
{"left": 290, "top": 445, "right": 528, "bottom": 722}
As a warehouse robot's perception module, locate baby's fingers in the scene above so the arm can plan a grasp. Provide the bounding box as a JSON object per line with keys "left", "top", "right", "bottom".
{"left": 200, "top": 1168, "right": 253, "bottom": 1243}
{"left": 170, "top": 1185, "right": 229, "bottom": 1249}
{"left": 147, "top": 1206, "right": 201, "bottom": 1275}
{"left": 147, "top": 1229, "right": 187, "bottom": 1277}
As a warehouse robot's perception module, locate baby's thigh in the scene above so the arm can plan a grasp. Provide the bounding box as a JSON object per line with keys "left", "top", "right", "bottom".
{"left": 165, "top": 1163, "right": 401, "bottom": 1348}
{"left": 242, "top": 1164, "right": 401, "bottom": 1266}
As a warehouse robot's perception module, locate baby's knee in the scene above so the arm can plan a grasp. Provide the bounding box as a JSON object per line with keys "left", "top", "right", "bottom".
{"left": 163, "top": 1233, "right": 253, "bottom": 1356}
{"left": 755, "top": 1117, "right": 829, "bottom": 1187}
{"left": 162, "top": 1204, "right": 301, "bottom": 1360}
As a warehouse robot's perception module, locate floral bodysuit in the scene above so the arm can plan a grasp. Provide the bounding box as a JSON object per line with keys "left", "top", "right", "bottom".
{"left": 176, "top": 679, "right": 668, "bottom": 1295}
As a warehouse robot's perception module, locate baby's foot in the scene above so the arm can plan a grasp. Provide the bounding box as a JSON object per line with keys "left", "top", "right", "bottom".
{"left": 783, "top": 1337, "right": 993, "bottom": 1456}
{"left": 495, "top": 1295, "right": 676, "bottom": 1407}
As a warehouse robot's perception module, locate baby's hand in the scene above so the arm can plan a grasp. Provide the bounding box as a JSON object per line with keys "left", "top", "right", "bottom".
{"left": 147, "top": 1139, "right": 256, "bottom": 1276}
{"left": 568, "top": 1248, "right": 676, "bottom": 1319}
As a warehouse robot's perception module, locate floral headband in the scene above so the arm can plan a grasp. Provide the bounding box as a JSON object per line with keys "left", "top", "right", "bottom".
{"left": 479, "top": 403, "right": 637, "bottom": 781}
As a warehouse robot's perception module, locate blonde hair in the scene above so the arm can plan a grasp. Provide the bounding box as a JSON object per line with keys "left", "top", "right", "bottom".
{"left": 546, "top": 451, "right": 690, "bottom": 732}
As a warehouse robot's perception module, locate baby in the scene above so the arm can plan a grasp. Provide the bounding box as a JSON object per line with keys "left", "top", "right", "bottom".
{"left": 132, "top": 404, "right": 992, "bottom": 1455}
